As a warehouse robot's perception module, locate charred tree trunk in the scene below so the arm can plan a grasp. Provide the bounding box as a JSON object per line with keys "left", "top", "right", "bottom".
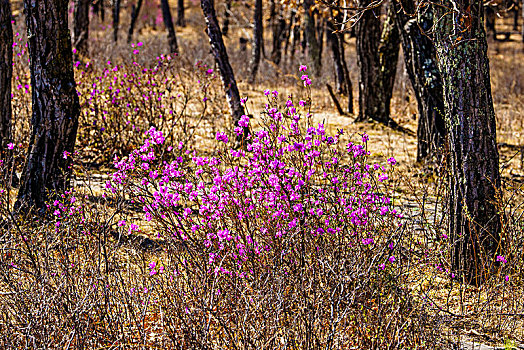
{"left": 177, "top": 0, "right": 185, "bottom": 26}
{"left": 222, "top": 0, "right": 232, "bottom": 36}
{"left": 434, "top": 0, "right": 502, "bottom": 286}
{"left": 355, "top": 0, "right": 400, "bottom": 126}
{"left": 127, "top": 0, "right": 143, "bottom": 43}
{"left": 0, "top": 0, "right": 13, "bottom": 159}
{"left": 303, "top": 0, "right": 321, "bottom": 74}
{"left": 161, "top": 0, "right": 179, "bottom": 53}
{"left": 73, "top": 0, "right": 90, "bottom": 56}
{"left": 394, "top": 0, "right": 445, "bottom": 161}
{"left": 248, "top": 0, "right": 263, "bottom": 83}
{"left": 112, "top": 0, "right": 121, "bottom": 42}
{"left": 200, "top": 0, "right": 246, "bottom": 142}
{"left": 17, "top": 0, "right": 80, "bottom": 213}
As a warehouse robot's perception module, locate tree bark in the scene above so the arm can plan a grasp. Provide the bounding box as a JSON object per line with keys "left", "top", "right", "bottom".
{"left": 326, "top": 17, "right": 353, "bottom": 114}
{"left": 248, "top": 0, "right": 263, "bottom": 83}
{"left": 200, "top": 0, "right": 246, "bottom": 142}
{"left": 222, "top": 0, "right": 232, "bottom": 36}
{"left": 73, "top": 0, "right": 90, "bottom": 56}
{"left": 394, "top": 0, "right": 445, "bottom": 161}
{"left": 270, "top": 5, "right": 286, "bottom": 65}
{"left": 160, "top": 0, "right": 179, "bottom": 53}
{"left": 355, "top": 0, "right": 400, "bottom": 126}
{"left": 112, "top": 0, "right": 120, "bottom": 42}
{"left": 0, "top": 0, "right": 13, "bottom": 159}
{"left": 93, "top": 0, "right": 105, "bottom": 21}
{"left": 127, "top": 0, "right": 143, "bottom": 43}
{"left": 434, "top": 0, "right": 502, "bottom": 286}
{"left": 177, "top": 0, "right": 185, "bottom": 27}
{"left": 17, "top": 0, "right": 80, "bottom": 213}
{"left": 303, "top": 0, "right": 321, "bottom": 74}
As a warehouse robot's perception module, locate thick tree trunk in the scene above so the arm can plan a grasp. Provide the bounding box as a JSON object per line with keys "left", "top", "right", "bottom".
{"left": 222, "top": 0, "right": 232, "bottom": 36}
{"left": 200, "top": 0, "right": 246, "bottom": 142}
{"left": 434, "top": 0, "right": 502, "bottom": 286}
{"left": 177, "top": 0, "right": 185, "bottom": 27}
{"left": 17, "top": 0, "right": 80, "bottom": 213}
{"left": 303, "top": 0, "right": 321, "bottom": 74}
{"left": 394, "top": 0, "right": 445, "bottom": 161}
{"left": 355, "top": 0, "right": 400, "bottom": 125}
{"left": 0, "top": 0, "right": 13, "bottom": 159}
{"left": 92, "top": 0, "right": 105, "bottom": 21}
{"left": 160, "top": 0, "right": 179, "bottom": 53}
{"left": 127, "top": 0, "right": 143, "bottom": 43}
{"left": 248, "top": 0, "right": 263, "bottom": 83}
{"left": 112, "top": 0, "right": 121, "bottom": 42}
{"left": 73, "top": 0, "right": 90, "bottom": 56}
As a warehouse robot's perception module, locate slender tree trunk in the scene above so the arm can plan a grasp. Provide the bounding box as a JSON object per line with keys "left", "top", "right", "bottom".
{"left": 73, "top": 0, "right": 90, "bottom": 56}
{"left": 270, "top": 5, "right": 286, "bottom": 65}
{"left": 222, "top": 0, "right": 232, "bottom": 36}
{"left": 128, "top": 0, "right": 144, "bottom": 43}
{"left": 303, "top": 0, "right": 320, "bottom": 74}
{"left": 355, "top": 0, "right": 400, "bottom": 125}
{"left": 248, "top": 0, "right": 263, "bottom": 83}
{"left": 434, "top": 0, "right": 502, "bottom": 286}
{"left": 200, "top": 0, "right": 246, "bottom": 142}
{"left": 395, "top": 0, "right": 445, "bottom": 161}
{"left": 112, "top": 0, "right": 121, "bottom": 42}
{"left": 93, "top": 0, "right": 105, "bottom": 21}
{"left": 17, "top": 0, "right": 80, "bottom": 213}
{"left": 161, "top": 0, "right": 179, "bottom": 53}
{"left": 0, "top": 0, "right": 13, "bottom": 159}
{"left": 326, "top": 18, "right": 353, "bottom": 114}
{"left": 177, "top": 0, "right": 185, "bottom": 26}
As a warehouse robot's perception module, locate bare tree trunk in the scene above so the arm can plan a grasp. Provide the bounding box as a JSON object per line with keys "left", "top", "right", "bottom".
{"left": 92, "top": 0, "right": 105, "bottom": 21}
{"left": 161, "top": 0, "right": 179, "bottom": 53}
{"left": 177, "top": 0, "right": 185, "bottom": 26}
{"left": 355, "top": 0, "right": 400, "bottom": 126}
{"left": 303, "top": 0, "right": 320, "bottom": 74}
{"left": 200, "top": 0, "right": 246, "bottom": 142}
{"left": 0, "top": 0, "right": 13, "bottom": 159}
{"left": 127, "top": 0, "right": 143, "bottom": 43}
{"left": 395, "top": 0, "right": 445, "bottom": 161}
{"left": 73, "top": 0, "right": 90, "bottom": 56}
{"left": 222, "top": 0, "right": 232, "bottom": 36}
{"left": 339, "top": 33, "right": 354, "bottom": 114}
{"left": 17, "top": 0, "right": 80, "bottom": 213}
{"left": 248, "top": 0, "right": 263, "bottom": 83}
{"left": 112, "top": 0, "right": 121, "bottom": 42}
{"left": 327, "top": 18, "right": 353, "bottom": 114}
{"left": 434, "top": 0, "right": 502, "bottom": 286}
{"left": 270, "top": 5, "right": 286, "bottom": 64}
{"left": 522, "top": 0, "right": 524, "bottom": 42}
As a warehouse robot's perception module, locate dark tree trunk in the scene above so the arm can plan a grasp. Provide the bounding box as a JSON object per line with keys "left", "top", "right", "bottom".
{"left": 316, "top": 16, "right": 324, "bottom": 67}
{"left": 112, "top": 0, "right": 121, "bottom": 42}
{"left": 485, "top": 6, "right": 496, "bottom": 40}
{"left": 73, "top": 0, "right": 90, "bottom": 56}
{"left": 434, "top": 0, "right": 502, "bottom": 286}
{"left": 248, "top": 0, "right": 263, "bottom": 83}
{"left": 0, "top": 0, "right": 13, "bottom": 159}
{"left": 522, "top": 0, "right": 524, "bottom": 42}
{"left": 222, "top": 0, "right": 232, "bottom": 36}
{"left": 355, "top": 0, "right": 400, "bottom": 126}
{"left": 127, "top": 0, "right": 143, "bottom": 43}
{"left": 92, "top": 0, "right": 105, "bottom": 21}
{"left": 17, "top": 0, "right": 80, "bottom": 213}
{"left": 326, "top": 17, "right": 353, "bottom": 114}
{"left": 394, "top": 0, "right": 445, "bottom": 161}
{"left": 303, "top": 0, "right": 320, "bottom": 74}
{"left": 270, "top": 6, "right": 286, "bottom": 64}
{"left": 177, "top": 0, "right": 185, "bottom": 26}
{"left": 200, "top": 0, "right": 246, "bottom": 142}
{"left": 160, "top": 0, "right": 179, "bottom": 53}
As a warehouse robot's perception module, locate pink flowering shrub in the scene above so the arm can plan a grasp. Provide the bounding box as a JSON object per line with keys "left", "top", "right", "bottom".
{"left": 109, "top": 81, "right": 401, "bottom": 278}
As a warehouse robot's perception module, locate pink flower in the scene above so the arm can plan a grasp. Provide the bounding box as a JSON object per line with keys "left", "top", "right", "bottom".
{"left": 216, "top": 132, "right": 228, "bottom": 143}
{"left": 7, "top": 143, "right": 14, "bottom": 150}
{"left": 299, "top": 64, "right": 307, "bottom": 72}
{"left": 496, "top": 255, "right": 507, "bottom": 264}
